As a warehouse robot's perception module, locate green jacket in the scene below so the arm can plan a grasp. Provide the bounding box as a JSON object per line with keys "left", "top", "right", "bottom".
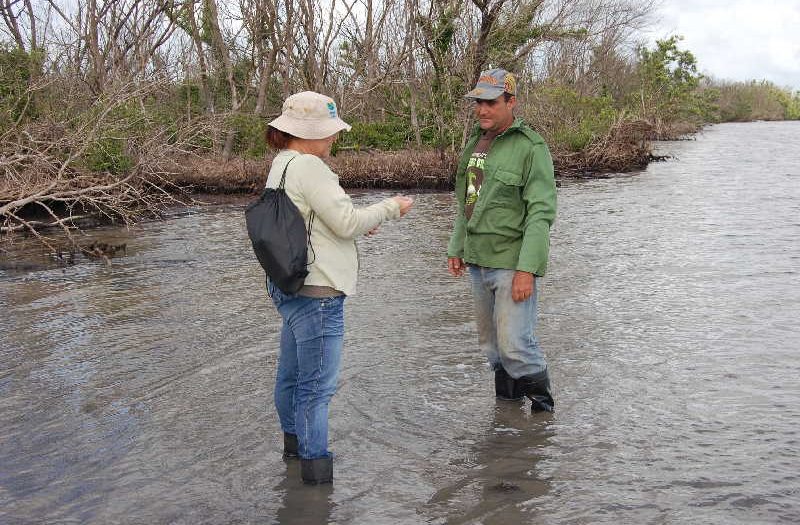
{"left": 447, "top": 118, "right": 557, "bottom": 276}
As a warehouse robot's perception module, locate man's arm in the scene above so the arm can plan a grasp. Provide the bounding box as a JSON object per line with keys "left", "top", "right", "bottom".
{"left": 447, "top": 148, "right": 472, "bottom": 275}
{"left": 516, "top": 141, "right": 557, "bottom": 277}
{"left": 447, "top": 203, "right": 467, "bottom": 276}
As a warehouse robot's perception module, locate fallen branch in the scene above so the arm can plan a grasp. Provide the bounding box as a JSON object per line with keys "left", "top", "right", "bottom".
{"left": 1, "top": 77, "right": 210, "bottom": 255}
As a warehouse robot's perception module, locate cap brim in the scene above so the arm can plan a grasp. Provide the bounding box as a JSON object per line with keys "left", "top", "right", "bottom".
{"left": 464, "top": 86, "right": 506, "bottom": 100}
{"left": 268, "top": 115, "right": 351, "bottom": 139}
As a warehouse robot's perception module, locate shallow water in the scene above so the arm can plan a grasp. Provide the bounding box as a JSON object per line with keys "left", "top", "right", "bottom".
{"left": 2, "top": 121, "right": 799, "bottom": 524}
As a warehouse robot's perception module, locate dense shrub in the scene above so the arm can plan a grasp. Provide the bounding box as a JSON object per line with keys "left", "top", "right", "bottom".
{"left": 84, "top": 137, "right": 134, "bottom": 174}
{"left": 525, "top": 86, "right": 619, "bottom": 152}
{"left": 712, "top": 80, "right": 800, "bottom": 122}
{"left": 0, "top": 46, "right": 43, "bottom": 126}
{"left": 338, "top": 118, "right": 416, "bottom": 151}
{"left": 227, "top": 113, "right": 268, "bottom": 157}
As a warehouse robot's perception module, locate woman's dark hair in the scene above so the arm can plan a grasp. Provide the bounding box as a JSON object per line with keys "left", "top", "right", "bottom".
{"left": 266, "top": 125, "right": 297, "bottom": 150}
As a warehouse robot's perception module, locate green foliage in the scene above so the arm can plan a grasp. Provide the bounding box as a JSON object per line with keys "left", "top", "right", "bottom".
{"left": 338, "top": 118, "right": 416, "bottom": 150}
{"left": 78, "top": 100, "right": 147, "bottom": 173}
{"left": 0, "top": 46, "right": 44, "bottom": 126}
{"left": 84, "top": 137, "right": 134, "bottom": 174}
{"left": 178, "top": 81, "right": 203, "bottom": 112}
{"left": 532, "top": 86, "right": 619, "bottom": 151}
{"left": 712, "top": 80, "right": 800, "bottom": 122}
{"left": 226, "top": 112, "right": 267, "bottom": 157}
{"left": 785, "top": 91, "right": 800, "bottom": 120}
{"left": 165, "top": 0, "right": 214, "bottom": 47}
{"left": 427, "top": 4, "right": 459, "bottom": 66}
{"left": 720, "top": 91, "right": 753, "bottom": 122}
{"left": 427, "top": 75, "right": 467, "bottom": 148}
{"left": 772, "top": 86, "right": 800, "bottom": 120}
{"left": 692, "top": 86, "right": 722, "bottom": 123}
{"left": 415, "top": 2, "right": 466, "bottom": 148}
{"left": 625, "top": 38, "right": 798, "bottom": 126}
{"left": 634, "top": 36, "right": 703, "bottom": 124}
{"left": 488, "top": 1, "right": 587, "bottom": 70}
{"left": 552, "top": 120, "right": 604, "bottom": 152}
{"left": 487, "top": 16, "right": 539, "bottom": 70}
{"left": 5, "top": 17, "right": 798, "bottom": 185}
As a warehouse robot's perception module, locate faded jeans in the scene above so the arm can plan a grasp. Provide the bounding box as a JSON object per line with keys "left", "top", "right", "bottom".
{"left": 269, "top": 282, "right": 344, "bottom": 460}
{"left": 468, "top": 265, "right": 548, "bottom": 379}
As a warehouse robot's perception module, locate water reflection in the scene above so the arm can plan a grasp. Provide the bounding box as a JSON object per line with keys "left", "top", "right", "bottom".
{"left": 426, "top": 402, "right": 553, "bottom": 524}
{"left": 275, "top": 461, "right": 336, "bottom": 525}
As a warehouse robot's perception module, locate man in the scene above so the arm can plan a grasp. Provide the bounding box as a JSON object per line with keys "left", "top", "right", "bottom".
{"left": 447, "top": 68, "right": 557, "bottom": 412}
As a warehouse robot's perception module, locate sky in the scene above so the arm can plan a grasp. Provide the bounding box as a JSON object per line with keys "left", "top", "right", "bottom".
{"left": 644, "top": 0, "right": 800, "bottom": 90}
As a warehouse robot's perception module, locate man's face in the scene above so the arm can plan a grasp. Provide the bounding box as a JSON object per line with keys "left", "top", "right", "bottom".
{"left": 473, "top": 95, "right": 516, "bottom": 133}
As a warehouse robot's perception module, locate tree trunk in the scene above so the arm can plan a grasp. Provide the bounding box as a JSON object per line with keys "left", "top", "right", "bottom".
{"left": 86, "top": 0, "right": 105, "bottom": 94}
{"left": 404, "top": 0, "right": 422, "bottom": 146}
{"left": 0, "top": 0, "right": 26, "bottom": 50}
{"left": 184, "top": 1, "right": 214, "bottom": 114}
{"left": 204, "top": 0, "right": 241, "bottom": 159}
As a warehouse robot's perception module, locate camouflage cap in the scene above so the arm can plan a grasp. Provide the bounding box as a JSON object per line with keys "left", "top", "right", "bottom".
{"left": 464, "top": 68, "right": 517, "bottom": 100}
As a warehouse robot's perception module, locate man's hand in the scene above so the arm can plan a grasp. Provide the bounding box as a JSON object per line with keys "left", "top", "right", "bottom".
{"left": 512, "top": 271, "right": 535, "bottom": 302}
{"left": 448, "top": 257, "right": 465, "bottom": 277}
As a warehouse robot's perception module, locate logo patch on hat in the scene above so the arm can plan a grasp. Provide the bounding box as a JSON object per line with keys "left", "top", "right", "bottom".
{"left": 327, "top": 102, "right": 337, "bottom": 118}
{"left": 504, "top": 74, "right": 516, "bottom": 95}
{"left": 465, "top": 68, "right": 517, "bottom": 99}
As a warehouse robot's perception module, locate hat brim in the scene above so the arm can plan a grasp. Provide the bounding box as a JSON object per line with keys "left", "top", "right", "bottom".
{"left": 268, "top": 114, "right": 352, "bottom": 139}
{"left": 464, "top": 86, "right": 507, "bottom": 100}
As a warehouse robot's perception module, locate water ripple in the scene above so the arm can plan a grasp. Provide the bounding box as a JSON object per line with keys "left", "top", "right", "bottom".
{"left": 1, "top": 121, "right": 799, "bottom": 524}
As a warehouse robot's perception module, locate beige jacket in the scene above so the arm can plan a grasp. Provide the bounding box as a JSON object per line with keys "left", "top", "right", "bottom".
{"left": 265, "top": 150, "right": 400, "bottom": 296}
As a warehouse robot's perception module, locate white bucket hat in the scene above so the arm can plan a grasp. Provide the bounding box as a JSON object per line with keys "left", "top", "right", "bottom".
{"left": 268, "top": 91, "right": 352, "bottom": 139}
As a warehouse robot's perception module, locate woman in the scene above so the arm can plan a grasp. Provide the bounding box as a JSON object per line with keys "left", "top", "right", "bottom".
{"left": 264, "top": 91, "right": 413, "bottom": 485}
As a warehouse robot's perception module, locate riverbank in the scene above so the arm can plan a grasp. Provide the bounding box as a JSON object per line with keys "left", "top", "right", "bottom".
{"left": 163, "top": 149, "right": 458, "bottom": 195}
{"left": 164, "top": 120, "right": 656, "bottom": 195}
{"left": 0, "top": 119, "right": 655, "bottom": 244}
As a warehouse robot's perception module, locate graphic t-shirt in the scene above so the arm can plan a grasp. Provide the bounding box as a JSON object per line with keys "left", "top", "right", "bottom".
{"left": 465, "top": 132, "right": 499, "bottom": 219}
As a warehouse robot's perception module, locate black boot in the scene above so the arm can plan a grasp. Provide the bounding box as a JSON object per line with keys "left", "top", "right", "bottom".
{"left": 283, "top": 432, "right": 299, "bottom": 458}
{"left": 494, "top": 367, "right": 524, "bottom": 400}
{"left": 518, "top": 369, "right": 555, "bottom": 413}
{"left": 301, "top": 457, "right": 333, "bottom": 485}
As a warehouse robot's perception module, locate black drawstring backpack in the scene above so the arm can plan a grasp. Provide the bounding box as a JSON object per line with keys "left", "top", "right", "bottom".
{"left": 245, "top": 156, "right": 315, "bottom": 294}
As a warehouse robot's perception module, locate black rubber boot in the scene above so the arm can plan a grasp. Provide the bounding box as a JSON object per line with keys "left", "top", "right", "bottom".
{"left": 283, "top": 433, "right": 299, "bottom": 459}
{"left": 518, "top": 369, "right": 555, "bottom": 413}
{"left": 301, "top": 457, "right": 333, "bottom": 485}
{"left": 494, "top": 367, "right": 524, "bottom": 400}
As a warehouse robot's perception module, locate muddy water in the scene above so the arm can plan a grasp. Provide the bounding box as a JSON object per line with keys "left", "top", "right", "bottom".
{"left": 2, "top": 121, "right": 799, "bottom": 524}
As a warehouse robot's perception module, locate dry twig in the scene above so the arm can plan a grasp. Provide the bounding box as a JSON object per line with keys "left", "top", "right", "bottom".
{"left": 0, "top": 78, "right": 210, "bottom": 255}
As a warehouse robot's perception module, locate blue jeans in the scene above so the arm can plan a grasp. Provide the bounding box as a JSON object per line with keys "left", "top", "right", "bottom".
{"left": 269, "top": 282, "right": 345, "bottom": 460}
{"left": 468, "top": 266, "right": 548, "bottom": 379}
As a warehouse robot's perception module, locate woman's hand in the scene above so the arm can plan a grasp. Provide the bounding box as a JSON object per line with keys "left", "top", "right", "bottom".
{"left": 393, "top": 196, "right": 414, "bottom": 217}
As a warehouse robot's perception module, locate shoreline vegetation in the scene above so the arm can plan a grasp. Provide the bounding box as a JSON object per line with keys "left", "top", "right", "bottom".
{"left": 2, "top": 0, "right": 799, "bottom": 253}
{"left": 167, "top": 119, "right": 660, "bottom": 195}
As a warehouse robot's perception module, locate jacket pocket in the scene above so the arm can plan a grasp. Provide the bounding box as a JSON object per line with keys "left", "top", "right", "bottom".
{"left": 490, "top": 168, "right": 524, "bottom": 206}
{"left": 494, "top": 169, "right": 523, "bottom": 186}
{"left": 467, "top": 167, "right": 525, "bottom": 233}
